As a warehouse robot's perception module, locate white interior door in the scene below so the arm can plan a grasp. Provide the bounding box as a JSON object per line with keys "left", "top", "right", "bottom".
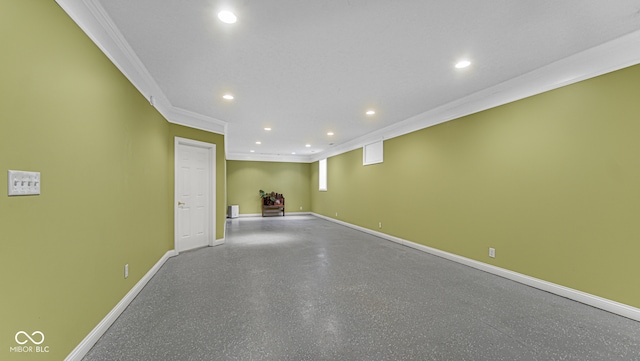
{"left": 175, "top": 138, "right": 216, "bottom": 253}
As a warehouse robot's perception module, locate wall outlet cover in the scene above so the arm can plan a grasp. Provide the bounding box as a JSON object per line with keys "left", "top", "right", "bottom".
{"left": 8, "top": 170, "right": 41, "bottom": 196}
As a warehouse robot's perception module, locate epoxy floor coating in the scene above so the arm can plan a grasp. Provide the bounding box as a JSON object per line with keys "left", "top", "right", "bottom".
{"left": 84, "top": 216, "right": 640, "bottom": 360}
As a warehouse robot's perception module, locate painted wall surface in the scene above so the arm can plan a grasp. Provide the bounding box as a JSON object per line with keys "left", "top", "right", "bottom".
{"left": 311, "top": 64, "right": 640, "bottom": 309}
{"left": 169, "top": 124, "right": 226, "bottom": 240}
{"left": 0, "top": 1, "right": 224, "bottom": 359}
{"left": 227, "top": 161, "right": 311, "bottom": 215}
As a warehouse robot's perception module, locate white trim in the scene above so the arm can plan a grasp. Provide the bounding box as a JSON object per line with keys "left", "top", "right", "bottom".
{"left": 227, "top": 25, "right": 640, "bottom": 165}
{"left": 226, "top": 152, "right": 313, "bottom": 163}
{"left": 223, "top": 218, "right": 228, "bottom": 238}
{"left": 55, "top": 0, "right": 227, "bottom": 135}
{"left": 174, "top": 137, "right": 217, "bottom": 254}
{"left": 309, "top": 29, "right": 640, "bottom": 163}
{"left": 56, "top": 0, "right": 640, "bottom": 164}
{"left": 210, "top": 238, "right": 225, "bottom": 247}
{"left": 239, "top": 213, "right": 262, "bottom": 218}
{"left": 163, "top": 106, "right": 226, "bottom": 136}
{"left": 64, "top": 250, "right": 177, "bottom": 361}
{"left": 236, "top": 212, "right": 312, "bottom": 218}
{"left": 310, "top": 213, "right": 640, "bottom": 322}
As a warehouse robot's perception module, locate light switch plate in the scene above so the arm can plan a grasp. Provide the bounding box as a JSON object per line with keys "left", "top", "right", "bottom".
{"left": 8, "top": 170, "right": 40, "bottom": 196}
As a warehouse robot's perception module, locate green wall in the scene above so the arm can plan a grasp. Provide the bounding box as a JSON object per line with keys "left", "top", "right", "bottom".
{"left": 227, "top": 161, "right": 311, "bottom": 215}
{"left": 311, "top": 63, "right": 640, "bottom": 309}
{"left": 0, "top": 1, "right": 225, "bottom": 359}
{"left": 3, "top": 2, "right": 638, "bottom": 359}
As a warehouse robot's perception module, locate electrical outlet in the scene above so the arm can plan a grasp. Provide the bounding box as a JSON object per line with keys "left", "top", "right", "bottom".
{"left": 378, "top": 222, "right": 382, "bottom": 229}
{"left": 335, "top": 212, "right": 338, "bottom": 217}
{"left": 124, "top": 264, "right": 129, "bottom": 279}
{"left": 299, "top": 206, "right": 303, "bottom": 210}
{"left": 489, "top": 248, "right": 496, "bottom": 258}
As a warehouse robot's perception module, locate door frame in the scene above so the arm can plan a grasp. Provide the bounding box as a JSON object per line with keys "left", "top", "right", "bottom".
{"left": 174, "top": 137, "right": 217, "bottom": 253}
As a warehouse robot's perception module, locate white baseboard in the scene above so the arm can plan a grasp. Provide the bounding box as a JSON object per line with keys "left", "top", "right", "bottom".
{"left": 223, "top": 219, "right": 226, "bottom": 239}
{"left": 310, "top": 213, "right": 640, "bottom": 322}
{"left": 238, "top": 213, "right": 261, "bottom": 218}
{"left": 65, "top": 250, "right": 178, "bottom": 361}
{"left": 67, "top": 214, "right": 639, "bottom": 360}
{"left": 236, "top": 212, "right": 313, "bottom": 218}
{"left": 210, "top": 238, "right": 225, "bottom": 247}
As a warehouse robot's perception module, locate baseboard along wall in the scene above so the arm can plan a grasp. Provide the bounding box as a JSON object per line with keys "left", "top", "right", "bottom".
{"left": 64, "top": 250, "right": 177, "bottom": 361}
{"left": 67, "top": 214, "right": 640, "bottom": 360}
{"left": 310, "top": 213, "right": 640, "bottom": 323}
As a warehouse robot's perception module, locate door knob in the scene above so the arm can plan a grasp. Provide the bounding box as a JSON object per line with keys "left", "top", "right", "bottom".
{"left": 178, "top": 201, "right": 185, "bottom": 206}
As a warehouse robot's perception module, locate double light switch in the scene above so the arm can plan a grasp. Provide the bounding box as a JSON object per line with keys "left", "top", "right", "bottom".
{"left": 8, "top": 170, "right": 41, "bottom": 196}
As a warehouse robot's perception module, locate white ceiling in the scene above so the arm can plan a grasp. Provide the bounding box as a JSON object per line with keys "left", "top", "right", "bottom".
{"left": 58, "top": 0, "right": 640, "bottom": 162}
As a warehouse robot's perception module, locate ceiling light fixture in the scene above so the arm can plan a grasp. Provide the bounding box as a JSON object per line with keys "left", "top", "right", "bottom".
{"left": 255, "top": 141, "right": 261, "bottom": 145}
{"left": 327, "top": 132, "right": 334, "bottom": 136}
{"left": 455, "top": 60, "right": 471, "bottom": 69}
{"left": 218, "top": 11, "right": 237, "bottom": 24}
{"left": 366, "top": 110, "right": 375, "bottom": 115}
{"left": 222, "top": 94, "right": 234, "bottom": 100}
{"left": 264, "top": 127, "right": 271, "bottom": 131}
{"left": 250, "top": 150, "right": 255, "bottom": 153}
{"left": 305, "top": 144, "right": 311, "bottom": 147}
{"left": 292, "top": 152, "right": 296, "bottom": 155}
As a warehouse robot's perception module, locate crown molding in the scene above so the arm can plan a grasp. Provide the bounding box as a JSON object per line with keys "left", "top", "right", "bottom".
{"left": 56, "top": 0, "right": 227, "bottom": 135}
{"left": 309, "top": 29, "right": 640, "bottom": 163}
{"left": 226, "top": 152, "right": 314, "bottom": 163}
{"left": 161, "top": 106, "right": 227, "bottom": 135}
{"left": 56, "top": 0, "right": 640, "bottom": 163}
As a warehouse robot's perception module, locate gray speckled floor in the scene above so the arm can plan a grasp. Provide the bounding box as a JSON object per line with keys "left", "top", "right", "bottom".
{"left": 83, "top": 216, "right": 640, "bottom": 361}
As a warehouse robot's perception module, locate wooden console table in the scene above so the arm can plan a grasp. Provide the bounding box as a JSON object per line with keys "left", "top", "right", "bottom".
{"left": 262, "top": 193, "right": 285, "bottom": 217}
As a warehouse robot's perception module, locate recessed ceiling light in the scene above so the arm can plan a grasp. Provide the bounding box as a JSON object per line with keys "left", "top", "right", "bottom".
{"left": 292, "top": 152, "right": 296, "bottom": 155}
{"left": 455, "top": 60, "right": 471, "bottom": 69}
{"left": 222, "top": 94, "right": 234, "bottom": 100}
{"left": 264, "top": 127, "right": 271, "bottom": 131}
{"left": 255, "top": 141, "right": 261, "bottom": 145}
{"left": 250, "top": 150, "right": 255, "bottom": 153}
{"left": 218, "top": 11, "right": 237, "bottom": 24}
{"left": 366, "top": 110, "right": 375, "bottom": 115}
{"left": 327, "top": 132, "right": 334, "bottom": 136}
{"left": 305, "top": 144, "right": 311, "bottom": 147}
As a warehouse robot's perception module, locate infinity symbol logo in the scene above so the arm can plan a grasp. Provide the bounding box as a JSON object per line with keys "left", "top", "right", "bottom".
{"left": 15, "top": 331, "right": 45, "bottom": 345}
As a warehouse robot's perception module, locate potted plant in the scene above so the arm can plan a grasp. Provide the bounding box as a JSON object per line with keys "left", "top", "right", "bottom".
{"left": 259, "top": 189, "right": 276, "bottom": 205}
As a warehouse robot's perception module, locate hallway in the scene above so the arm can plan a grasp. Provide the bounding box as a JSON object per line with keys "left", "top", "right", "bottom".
{"left": 84, "top": 216, "right": 640, "bottom": 360}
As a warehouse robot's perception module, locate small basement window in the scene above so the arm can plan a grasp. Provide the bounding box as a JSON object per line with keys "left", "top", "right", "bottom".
{"left": 319, "top": 158, "right": 327, "bottom": 191}
{"left": 363, "top": 140, "right": 383, "bottom": 165}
